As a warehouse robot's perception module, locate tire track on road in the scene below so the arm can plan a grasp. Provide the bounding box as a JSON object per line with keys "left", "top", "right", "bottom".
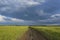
{"left": 17, "top": 27, "right": 48, "bottom": 40}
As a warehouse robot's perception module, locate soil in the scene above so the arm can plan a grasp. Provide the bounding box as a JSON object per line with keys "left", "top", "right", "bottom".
{"left": 17, "top": 27, "right": 48, "bottom": 40}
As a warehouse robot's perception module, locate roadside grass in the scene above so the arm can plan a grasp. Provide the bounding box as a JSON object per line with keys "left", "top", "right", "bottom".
{"left": 32, "top": 26, "right": 60, "bottom": 40}
{"left": 0, "top": 26, "right": 28, "bottom": 40}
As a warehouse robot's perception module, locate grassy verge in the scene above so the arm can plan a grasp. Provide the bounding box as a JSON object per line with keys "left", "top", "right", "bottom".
{"left": 33, "top": 26, "right": 60, "bottom": 40}
{"left": 0, "top": 26, "right": 28, "bottom": 40}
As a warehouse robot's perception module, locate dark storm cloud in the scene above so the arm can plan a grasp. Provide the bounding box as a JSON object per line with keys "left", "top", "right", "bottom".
{"left": 0, "top": 0, "right": 46, "bottom": 21}
{"left": 42, "top": 0, "right": 60, "bottom": 13}
{"left": 0, "top": 0, "right": 60, "bottom": 25}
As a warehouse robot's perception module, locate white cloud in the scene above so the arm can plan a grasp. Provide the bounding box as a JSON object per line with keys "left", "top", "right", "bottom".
{"left": 51, "top": 14, "right": 60, "bottom": 18}
{"left": 0, "top": 0, "right": 45, "bottom": 12}
{"left": 39, "top": 14, "right": 60, "bottom": 22}
{"left": 24, "top": 1, "right": 40, "bottom": 6}
{"left": 0, "top": 15, "right": 25, "bottom": 22}
{"left": 0, "top": 0, "right": 41, "bottom": 13}
{"left": 11, "top": 18, "right": 24, "bottom": 22}
{"left": 0, "top": 15, "right": 37, "bottom": 25}
{"left": 0, "top": 15, "right": 6, "bottom": 22}
{"left": 0, "top": 0, "right": 40, "bottom": 6}
{"left": 0, "top": 0, "right": 46, "bottom": 14}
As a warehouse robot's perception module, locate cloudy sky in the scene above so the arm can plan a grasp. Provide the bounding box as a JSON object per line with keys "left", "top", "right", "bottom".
{"left": 0, "top": 0, "right": 60, "bottom": 25}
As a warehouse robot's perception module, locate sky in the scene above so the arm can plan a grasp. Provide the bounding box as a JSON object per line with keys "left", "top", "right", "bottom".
{"left": 0, "top": 0, "right": 60, "bottom": 25}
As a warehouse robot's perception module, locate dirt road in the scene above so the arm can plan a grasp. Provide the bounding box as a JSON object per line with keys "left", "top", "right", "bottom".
{"left": 17, "top": 27, "right": 48, "bottom": 40}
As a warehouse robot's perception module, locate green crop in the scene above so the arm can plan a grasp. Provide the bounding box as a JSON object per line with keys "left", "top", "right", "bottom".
{"left": 0, "top": 26, "right": 28, "bottom": 40}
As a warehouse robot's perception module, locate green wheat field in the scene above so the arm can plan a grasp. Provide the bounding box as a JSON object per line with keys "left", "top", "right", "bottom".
{"left": 0, "top": 26, "right": 28, "bottom": 40}
{"left": 0, "top": 26, "right": 60, "bottom": 40}
{"left": 32, "top": 26, "right": 60, "bottom": 40}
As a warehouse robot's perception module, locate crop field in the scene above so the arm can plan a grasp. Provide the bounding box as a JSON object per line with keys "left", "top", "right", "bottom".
{"left": 0, "top": 26, "right": 60, "bottom": 40}
{"left": 32, "top": 26, "right": 60, "bottom": 40}
{"left": 0, "top": 26, "right": 28, "bottom": 40}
